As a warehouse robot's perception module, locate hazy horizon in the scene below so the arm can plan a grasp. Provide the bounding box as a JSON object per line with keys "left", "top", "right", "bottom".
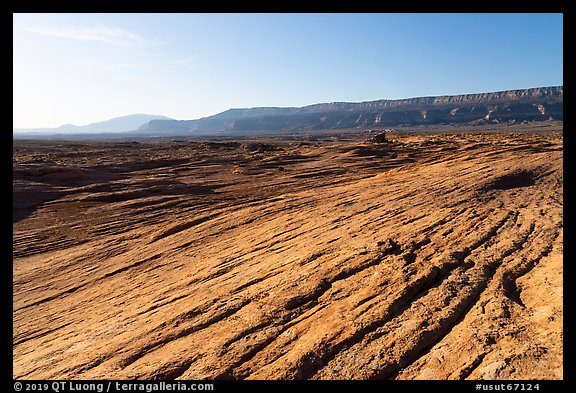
{"left": 13, "top": 84, "right": 564, "bottom": 132}
{"left": 13, "top": 13, "right": 563, "bottom": 129}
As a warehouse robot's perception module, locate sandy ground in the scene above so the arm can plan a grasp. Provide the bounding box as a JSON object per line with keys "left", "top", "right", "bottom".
{"left": 13, "top": 132, "right": 562, "bottom": 380}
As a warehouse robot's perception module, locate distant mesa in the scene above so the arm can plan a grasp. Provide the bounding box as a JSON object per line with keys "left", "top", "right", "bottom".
{"left": 140, "top": 86, "right": 562, "bottom": 134}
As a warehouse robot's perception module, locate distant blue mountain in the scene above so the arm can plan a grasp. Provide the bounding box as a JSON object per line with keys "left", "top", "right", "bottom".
{"left": 14, "top": 114, "right": 173, "bottom": 135}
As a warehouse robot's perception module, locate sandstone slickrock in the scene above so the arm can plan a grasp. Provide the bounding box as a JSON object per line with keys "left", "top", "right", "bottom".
{"left": 13, "top": 132, "right": 562, "bottom": 380}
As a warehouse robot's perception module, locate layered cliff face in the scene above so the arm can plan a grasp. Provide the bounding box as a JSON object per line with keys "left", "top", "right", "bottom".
{"left": 140, "top": 86, "right": 562, "bottom": 133}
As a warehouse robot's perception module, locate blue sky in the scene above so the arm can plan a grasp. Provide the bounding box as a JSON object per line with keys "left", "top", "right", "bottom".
{"left": 13, "top": 13, "right": 563, "bottom": 128}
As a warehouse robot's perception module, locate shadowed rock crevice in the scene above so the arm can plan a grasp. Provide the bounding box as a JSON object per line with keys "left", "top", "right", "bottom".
{"left": 483, "top": 170, "right": 536, "bottom": 190}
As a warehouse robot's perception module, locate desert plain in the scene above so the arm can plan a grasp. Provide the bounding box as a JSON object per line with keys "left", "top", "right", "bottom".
{"left": 13, "top": 128, "right": 563, "bottom": 380}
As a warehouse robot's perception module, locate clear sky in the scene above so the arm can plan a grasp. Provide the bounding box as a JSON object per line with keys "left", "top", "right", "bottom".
{"left": 13, "top": 13, "right": 563, "bottom": 129}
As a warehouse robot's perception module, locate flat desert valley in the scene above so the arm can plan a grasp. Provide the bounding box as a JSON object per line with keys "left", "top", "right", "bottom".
{"left": 13, "top": 129, "right": 563, "bottom": 380}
